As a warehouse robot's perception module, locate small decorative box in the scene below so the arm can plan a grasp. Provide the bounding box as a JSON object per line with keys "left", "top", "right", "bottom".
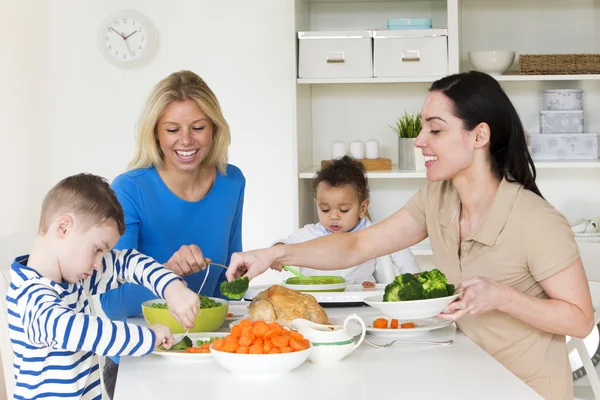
{"left": 543, "top": 89, "right": 583, "bottom": 111}
{"left": 539, "top": 110, "right": 584, "bottom": 133}
{"left": 528, "top": 133, "right": 598, "bottom": 160}
{"left": 387, "top": 18, "right": 432, "bottom": 30}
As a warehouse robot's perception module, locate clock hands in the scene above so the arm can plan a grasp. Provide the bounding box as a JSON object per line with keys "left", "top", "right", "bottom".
{"left": 124, "top": 30, "right": 138, "bottom": 40}
{"left": 109, "top": 26, "right": 134, "bottom": 57}
{"left": 109, "top": 27, "right": 124, "bottom": 38}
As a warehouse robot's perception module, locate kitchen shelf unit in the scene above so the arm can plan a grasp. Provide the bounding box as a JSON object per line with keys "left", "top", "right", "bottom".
{"left": 293, "top": 0, "right": 600, "bottom": 265}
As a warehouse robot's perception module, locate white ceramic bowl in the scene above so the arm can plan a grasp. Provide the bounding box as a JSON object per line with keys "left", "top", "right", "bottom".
{"left": 210, "top": 346, "right": 311, "bottom": 376}
{"left": 363, "top": 293, "right": 461, "bottom": 319}
{"left": 468, "top": 51, "right": 516, "bottom": 75}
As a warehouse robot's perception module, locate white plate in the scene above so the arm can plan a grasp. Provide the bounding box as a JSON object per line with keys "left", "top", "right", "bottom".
{"left": 366, "top": 316, "right": 451, "bottom": 338}
{"left": 364, "top": 293, "right": 461, "bottom": 319}
{"left": 575, "top": 232, "right": 600, "bottom": 238}
{"left": 152, "top": 332, "right": 228, "bottom": 361}
{"left": 244, "top": 284, "right": 385, "bottom": 304}
{"left": 225, "top": 302, "right": 249, "bottom": 321}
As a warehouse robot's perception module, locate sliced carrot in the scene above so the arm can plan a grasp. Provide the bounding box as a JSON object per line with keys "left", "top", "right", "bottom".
{"left": 223, "top": 341, "right": 238, "bottom": 353}
{"left": 252, "top": 323, "right": 269, "bottom": 338}
{"left": 241, "top": 326, "right": 253, "bottom": 337}
{"left": 266, "top": 322, "right": 282, "bottom": 333}
{"left": 400, "top": 322, "right": 415, "bottom": 329}
{"left": 239, "top": 319, "right": 253, "bottom": 328}
{"left": 280, "top": 329, "right": 290, "bottom": 336}
{"left": 252, "top": 338, "right": 263, "bottom": 346}
{"left": 373, "top": 318, "right": 388, "bottom": 329}
{"left": 280, "top": 346, "right": 294, "bottom": 353}
{"left": 272, "top": 336, "right": 290, "bottom": 348}
{"left": 239, "top": 335, "right": 255, "bottom": 347}
{"left": 296, "top": 338, "right": 310, "bottom": 350}
{"left": 290, "top": 332, "right": 304, "bottom": 341}
{"left": 230, "top": 325, "right": 242, "bottom": 338}
{"left": 263, "top": 340, "right": 273, "bottom": 352}
{"left": 212, "top": 339, "right": 225, "bottom": 351}
{"left": 268, "top": 347, "right": 281, "bottom": 354}
{"left": 236, "top": 346, "right": 249, "bottom": 354}
{"left": 227, "top": 313, "right": 234, "bottom": 317}
{"left": 390, "top": 319, "right": 399, "bottom": 329}
{"left": 264, "top": 329, "right": 279, "bottom": 340}
{"left": 249, "top": 346, "right": 263, "bottom": 354}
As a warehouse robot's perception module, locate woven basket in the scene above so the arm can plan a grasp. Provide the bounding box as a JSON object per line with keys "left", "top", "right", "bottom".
{"left": 519, "top": 54, "right": 600, "bottom": 75}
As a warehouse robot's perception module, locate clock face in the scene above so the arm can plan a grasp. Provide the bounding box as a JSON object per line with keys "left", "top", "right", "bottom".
{"left": 103, "top": 15, "right": 148, "bottom": 63}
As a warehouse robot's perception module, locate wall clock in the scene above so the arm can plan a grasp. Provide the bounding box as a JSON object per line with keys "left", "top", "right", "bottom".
{"left": 98, "top": 10, "right": 158, "bottom": 68}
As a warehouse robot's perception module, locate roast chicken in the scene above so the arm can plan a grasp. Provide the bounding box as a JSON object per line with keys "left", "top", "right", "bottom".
{"left": 248, "top": 285, "right": 329, "bottom": 327}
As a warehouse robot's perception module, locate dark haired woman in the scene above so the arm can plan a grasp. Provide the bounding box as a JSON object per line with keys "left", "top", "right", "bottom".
{"left": 226, "top": 71, "right": 593, "bottom": 400}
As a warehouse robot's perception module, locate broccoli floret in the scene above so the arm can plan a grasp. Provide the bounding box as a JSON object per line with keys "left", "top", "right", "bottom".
{"left": 417, "top": 269, "right": 449, "bottom": 299}
{"left": 446, "top": 283, "right": 455, "bottom": 296}
{"left": 220, "top": 276, "right": 249, "bottom": 300}
{"left": 167, "top": 335, "right": 193, "bottom": 351}
{"left": 383, "top": 273, "right": 423, "bottom": 302}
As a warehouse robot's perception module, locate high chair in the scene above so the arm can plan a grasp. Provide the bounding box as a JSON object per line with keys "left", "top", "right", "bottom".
{"left": 570, "top": 241, "right": 600, "bottom": 400}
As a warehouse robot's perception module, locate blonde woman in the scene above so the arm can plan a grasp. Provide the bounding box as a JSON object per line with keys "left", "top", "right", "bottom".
{"left": 100, "top": 70, "right": 245, "bottom": 398}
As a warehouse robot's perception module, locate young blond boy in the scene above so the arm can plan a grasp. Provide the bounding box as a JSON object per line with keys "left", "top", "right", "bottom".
{"left": 7, "top": 173, "right": 199, "bottom": 399}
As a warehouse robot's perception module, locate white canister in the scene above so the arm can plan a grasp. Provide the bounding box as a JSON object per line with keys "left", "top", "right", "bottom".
{"left": 349, "top": 140, "right": 365, "bottom": 159}
{"left": 331, "top": 141, "right": 346, "bottom": 159}
{"left": 365, "top": 139, "right": 380, "bottom": 159}
{"left": 543, "top": 89, "right": 583, "bottom": 111}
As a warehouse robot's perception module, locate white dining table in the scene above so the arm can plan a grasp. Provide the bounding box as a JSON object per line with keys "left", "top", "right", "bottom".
{"left": 114, "top": 306, "right": 543, "bottom": 400}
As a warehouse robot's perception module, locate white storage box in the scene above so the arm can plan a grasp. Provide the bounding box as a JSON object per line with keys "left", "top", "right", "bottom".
{"left": 373, "top": 29, "right": 448, "bottom": 78}
{"left": 528, "top": 133, "right": 598, "bottom": 160}
{"left": 543, "top": 89, "right": 583, "bottom": 110}
{"left": 540, "top": 110, "right": 584, "bottom": 133}
{"left": 298, "top": 31, "right": 373, "bottom": 79}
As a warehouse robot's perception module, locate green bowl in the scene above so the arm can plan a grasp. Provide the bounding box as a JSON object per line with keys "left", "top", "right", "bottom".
{"left": 285, "top": 276, "right": 346, "bottom": 285}
{"left": 141, "top": 297, "right": 229, "bottom": 334}
{"left": 283, "top": 276, "right": 347, "bottom": 292}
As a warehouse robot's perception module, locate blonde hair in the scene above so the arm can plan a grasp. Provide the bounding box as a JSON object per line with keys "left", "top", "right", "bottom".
{"left": 39, "top": 174, "right": 125, "bottom": 236}
{"left": 128, "top": 70, "right": 230, "bottom": 174}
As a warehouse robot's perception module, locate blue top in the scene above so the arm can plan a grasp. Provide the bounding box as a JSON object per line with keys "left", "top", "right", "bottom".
{"left": 100, "top": 164, "right": 245, "bottom": 321}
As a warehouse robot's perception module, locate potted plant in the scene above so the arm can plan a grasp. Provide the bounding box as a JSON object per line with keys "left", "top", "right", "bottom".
{"left": 390, "top": 112, "right": 424, "bottom": 170}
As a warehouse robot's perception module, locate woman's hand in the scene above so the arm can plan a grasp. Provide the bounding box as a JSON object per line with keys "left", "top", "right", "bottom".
{"left": 439, "top": 276, "right": 512, "bottom": 321}
{"left": 165, "top": 245, "right": 211, "bottom": 276}
{"left": 163, "top": 280, "right": 200, "bottom": 329}
{"left": 226, "top": 248, "right": 279, "bottom": 281}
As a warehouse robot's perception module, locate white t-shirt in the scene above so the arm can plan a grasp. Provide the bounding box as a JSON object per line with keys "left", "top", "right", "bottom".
{"left": 272, "top": 218, "right": 421, "bottom": 284}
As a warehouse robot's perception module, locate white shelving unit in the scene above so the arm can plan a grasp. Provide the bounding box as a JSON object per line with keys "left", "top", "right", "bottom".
{"left": 299, "top": 74, "right": 600, "bottom": 85}
{"left": 293, "top": 0, "right": 600, "bottom": 267}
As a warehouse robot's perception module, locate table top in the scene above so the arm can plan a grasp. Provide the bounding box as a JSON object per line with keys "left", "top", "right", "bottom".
{"left": 114, "top": 306, "right": 542, "bottom": 400}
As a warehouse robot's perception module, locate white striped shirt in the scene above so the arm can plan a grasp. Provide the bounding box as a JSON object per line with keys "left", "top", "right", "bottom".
{"left": 7, "top": 249, "right": 181, "bottom": 400}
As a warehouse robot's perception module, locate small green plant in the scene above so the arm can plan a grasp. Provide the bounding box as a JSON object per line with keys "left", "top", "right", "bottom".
{"left": 390, "top": 112, "right": 422, "bottom": 139}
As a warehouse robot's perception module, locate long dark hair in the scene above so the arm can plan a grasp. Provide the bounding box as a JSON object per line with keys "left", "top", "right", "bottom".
{"left": 429, "top": 71, "right": 543, "bottom": 198}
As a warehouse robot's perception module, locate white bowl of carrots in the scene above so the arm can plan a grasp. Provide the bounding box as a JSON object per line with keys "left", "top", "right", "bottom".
{"left": 210, "top": 319, "right": 312, "bottom": 376}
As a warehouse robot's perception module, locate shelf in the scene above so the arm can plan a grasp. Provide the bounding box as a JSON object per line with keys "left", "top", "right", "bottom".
{"left": 297, "top": 74, "right": 600, "bottom": 85}
{"left": 297, "top": 77, "right": 443, "bottom": 84}
{"left": 494, "top": 73, "right": 600, "bottom": 82}
{"left": 299, "top": 165, "right": 426, "bottom": 179}
{"left": 299, "top": 160, "right": 600, "bottom": 179}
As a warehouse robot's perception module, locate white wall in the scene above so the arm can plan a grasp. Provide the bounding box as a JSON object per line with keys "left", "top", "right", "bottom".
{"left": 0, "top": 1, "right": 44, "bottom": 237}
{"left": 1, "top": 1, "right": 299, "bottom": 259}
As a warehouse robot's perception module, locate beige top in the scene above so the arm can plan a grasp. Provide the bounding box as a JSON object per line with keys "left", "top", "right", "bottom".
{"left": 405, "top": 178, "right": 579, "bottom": 400}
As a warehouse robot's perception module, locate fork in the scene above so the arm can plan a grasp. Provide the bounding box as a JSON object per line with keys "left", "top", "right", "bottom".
{"left": 180, "top": 263, "right": 211, "bottom": 343}
{"left": 362, "top": 337, "right": 453, "bottom": 349}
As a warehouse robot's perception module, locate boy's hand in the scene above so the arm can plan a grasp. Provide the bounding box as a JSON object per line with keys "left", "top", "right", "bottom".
{"left": 150, "top": 324, "right": 174, "bottom": 349}
{"left": 163, "top": 280, "right": 200, "bottom": 329}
